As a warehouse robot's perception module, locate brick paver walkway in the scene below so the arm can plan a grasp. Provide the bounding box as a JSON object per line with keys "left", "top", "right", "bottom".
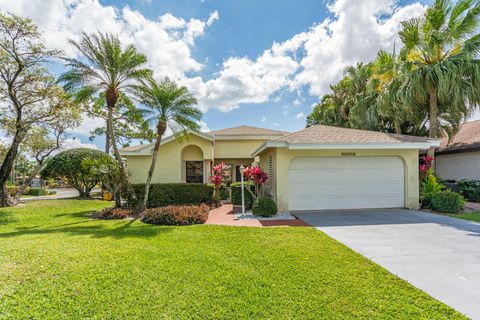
{"left": 206, "top": 204, "right": 309, "bottom": 227}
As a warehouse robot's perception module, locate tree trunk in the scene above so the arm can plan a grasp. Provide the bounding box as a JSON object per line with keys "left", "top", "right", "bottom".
{"left": 105, "top": 116, "right": 111, "bottom": 155}
{"left": 428, "top": 87, "right": 438, "bottom": 164}
{"left": 0, "top": 128, "right": 27, "bottom": 207}
{"left": 143, "top": 122, "right": 166, "bottom": 207}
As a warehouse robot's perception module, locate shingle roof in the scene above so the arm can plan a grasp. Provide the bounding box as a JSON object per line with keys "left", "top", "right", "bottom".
{"left": 121, "top": 144, "right": 149, "bottom": 152}
{"left": 208, "top": 125, "right": 288, "bottom": 136}
{"left": 437, "top": 120, "right": 480, "bottom": 153}
{"left": 273, "top": 125, "right": 433, "bottom": 144}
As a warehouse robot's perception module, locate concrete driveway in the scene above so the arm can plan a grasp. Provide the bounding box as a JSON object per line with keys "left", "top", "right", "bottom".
{"left": 296, "top": 209, "right": 480, "bottom": 319}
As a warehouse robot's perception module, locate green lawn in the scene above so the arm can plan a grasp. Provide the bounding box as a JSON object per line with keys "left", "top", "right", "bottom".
{"left": 0, "top": 200, "right": 464, "bottom": 319}
{"left": 449, "top": 211, "right": 480, "bottom": 222}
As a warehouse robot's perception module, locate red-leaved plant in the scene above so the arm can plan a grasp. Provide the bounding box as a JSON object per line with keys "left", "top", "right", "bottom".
{"left": 242, "top": 165, "right": 268, "bottom": 200}
{"left": 210, "top": 162, "right": 226, "bottom": 202}
{"left": 419, "top": 155, "right": 434, "bottom": 182}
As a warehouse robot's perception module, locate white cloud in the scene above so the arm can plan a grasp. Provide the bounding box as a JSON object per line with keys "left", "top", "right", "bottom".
{"left": 292, "top": 0, "right": 426, "bottom": 96}
{"left": 61, "top": 138, "right": 98, "bottom": 150}
{"left": 0, "top": 0, "right": 427, "bottom": 117}
{"left": 295, "top": 112, "right": 305, "bottom": 119}
{"left": 260, "top": 117, "right": 267, "bottom": 123}
{"left": 206, "top": 10, "right": 219, "bottom": 27}
{"left": 69, "top": 114, "right": 105, "bottom": 137}
{"left": 197, "top": 120, "right": 210, "bottom": 132}
{"left": 293, "top": 99, "right": 301, "bottom": 106}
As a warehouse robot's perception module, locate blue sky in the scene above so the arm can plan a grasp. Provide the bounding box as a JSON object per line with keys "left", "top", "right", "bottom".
{"left": 0, "top": 0, "right": 440, "bottom": 150}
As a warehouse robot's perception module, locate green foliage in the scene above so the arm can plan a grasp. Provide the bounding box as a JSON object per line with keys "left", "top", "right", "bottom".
{"left": 219, "top": 186, "right": 230, "bottom": 200}
{"left": 130, "top": 183, "right": 214, "bottom": 208}
{"left": 27, "top": 188, "right": 48, "bottom": 196}
{"left": 230, "top": 182, "right": 254, "bottom": 209}
{"left": 431, "top": 190, "right": 465, "bottom": 214}
{"left": 141, "top": 204, "right": 209, "bottom": 226}
{"left": 42, "top": 148, "right": 112, "bottom": 198}
{"left": 252, "top": 197, "right": 278, "bottom": 217}
{"left": 457, "top": 179, "right": 480, "bottom": 202}
{"left": 307, "top": 0, "right": 480, "bottom": 138}
{"left": 5, "top": 186, "right": 29, "bottom": 197}
{"left": 420, "top": 173, "right": 444, "bottom": 209}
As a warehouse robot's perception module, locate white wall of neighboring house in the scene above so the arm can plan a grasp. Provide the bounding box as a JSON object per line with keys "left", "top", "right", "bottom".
{"left": 436, "top": 151, "right": 480, "bottom": 181}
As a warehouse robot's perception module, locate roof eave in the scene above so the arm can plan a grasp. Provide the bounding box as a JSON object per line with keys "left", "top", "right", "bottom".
{"left": 251, "top": 140, "right": 440, "bottom": 157}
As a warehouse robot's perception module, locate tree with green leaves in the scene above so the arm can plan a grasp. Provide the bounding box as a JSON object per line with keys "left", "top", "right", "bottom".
{"left": 134, "top": 78, "right": 202, "bottom": 207}
{"left": 0, "top": 12, "right": 78, "bottom": 207}
{"left": 59, "top": 32, "right": 152, "bottom": 206}
{"left": 42, "top": 148, "right": 112, "bottom": 199}
{"left": 398, "top": 0, "right": 480, "bottom": 155}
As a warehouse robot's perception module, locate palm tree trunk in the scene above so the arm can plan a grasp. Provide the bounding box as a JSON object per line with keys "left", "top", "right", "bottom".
{"left": 105, "top": 116, "right": 111, "bottom": 154}
{"left": 143, "top": 122, "right": 166, "bottom": 207}
{"left": 428, "top": 87, "right": 438, "bottom": 163}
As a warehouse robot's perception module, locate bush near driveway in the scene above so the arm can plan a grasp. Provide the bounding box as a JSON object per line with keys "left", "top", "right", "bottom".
{"left": 432, "top": 190, "right": 465, "bottom": 213}
{"left": 130, "top": 183, "right": 214, "bottom": 208}
{"left": 252, "top": 197, "right": 278, "bottom": 217}
{"left": 457, "top": 179, "right": 480, "bottom": 202}
{"left": 141, "top": 204, "right": 209, "bottom": 225}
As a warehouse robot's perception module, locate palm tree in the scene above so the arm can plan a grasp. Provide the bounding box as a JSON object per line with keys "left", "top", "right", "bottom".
{"left": 398, "top": 0, "right": 480, "bottom": 156}
{"left": 59, "top": 32, "right": 152, "bottom": 206}
{"left": 60, "top": 32, "right": 151, "bottom": 159}
{"left": 134, "top": 78, "right": 202, "bottom": 207}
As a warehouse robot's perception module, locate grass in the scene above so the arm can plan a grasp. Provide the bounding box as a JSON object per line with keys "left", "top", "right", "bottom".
{"left": 449, "top": 211, "right": 480, "bottom": 222}
{"left": 0, "top": 200, "right": 465, "bottom": 319}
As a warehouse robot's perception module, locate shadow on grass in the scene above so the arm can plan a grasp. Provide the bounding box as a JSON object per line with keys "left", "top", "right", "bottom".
{"left": 0, "top": 211, "right": 174, "bottom": 239}
{"left": 0, "top": 211, "right": 16, "bottom": 225}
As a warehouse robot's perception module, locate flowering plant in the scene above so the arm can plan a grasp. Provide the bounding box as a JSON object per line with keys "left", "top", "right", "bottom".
{"left": 419, "top": 155, "right": 434, "bottom": 182}
{"left": 242, "top": 165, "right": 268, "bottom": 199}
{"left": 210, "top": 162, "right": 226, "bottom": 202}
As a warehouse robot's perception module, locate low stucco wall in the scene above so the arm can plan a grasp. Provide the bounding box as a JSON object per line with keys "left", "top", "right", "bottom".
{"left": 125, "top": 134, "right": 213, "bottom": 184}
{"left": 436, "top": 151, "right": 480, "bottom": 180}
{"left": 259, "top": 148, "right": 420, "bottom": 212}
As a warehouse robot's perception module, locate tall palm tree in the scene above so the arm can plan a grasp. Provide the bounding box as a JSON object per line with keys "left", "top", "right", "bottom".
{"left": 398, "top": 0, "right": 480, "bottom": 156}
{"left": 60, "top": 32, "right": 151, "bottom": 159}
{"left": 134, "top": 78, "right": 202, "bottom": 207}
{"left": 59, "top": 32, "right": 152, "bottom": 206}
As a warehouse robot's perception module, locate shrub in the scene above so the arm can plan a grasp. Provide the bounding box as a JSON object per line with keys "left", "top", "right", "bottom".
{"left": 28, "top": 188, "right": 48, "bottom": 196}
{"left": 431, "top": 190, "right": 465, "bottom": 213}
{"left": 93, "top": 207, "right": 133, "bottom": 220}
{"left": 42, "top": 148, "right": 113, "bottom": 198}
{"left": 420, "top": 173, "right": 443, "bottom": 209}
{"left": 141, "top": 204, "right": 209, "bottom": 226}
{"left": 5, "top": 186, "right": 29, "bottom": 197}
{"left": 130, "top": 183, "right": 214, "bottom": 208}
{"left": 252, "top": 197, "right": 278, "bottom": 217}
{"left": 457, "top": 179, "right": 480, "bottom": 202}
{"left": 230, "top": 182, "right": 254, "bottom": 209}
{"left": 219, "top": 186, "right": 230, "bottom": 200}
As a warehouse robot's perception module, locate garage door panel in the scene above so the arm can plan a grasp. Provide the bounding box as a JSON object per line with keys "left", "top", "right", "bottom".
{"left": 288, "top": 157, "right": 405, "bottom": 211}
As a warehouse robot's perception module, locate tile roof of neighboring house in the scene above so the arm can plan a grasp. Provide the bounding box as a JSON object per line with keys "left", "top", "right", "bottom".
{"left": 273, "top": 124, "right": 434, "bottom": 144}
{"left": 437, "top": 120, "right": 480, "bottom": 154}
{"left": 120, "top": 144, "right": 149, "bottom": 152}
{"left": 208, "top": 125, "right": 288, "bottom": 136}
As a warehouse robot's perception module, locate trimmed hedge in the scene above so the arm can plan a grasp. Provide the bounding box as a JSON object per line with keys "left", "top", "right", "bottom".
{"left": 141, "top": 204, "right": 209, "bottom": 226}
{"left": 252, "top": 197, "right": 278, "bottom": 217}
{"left": 230, "top": 182, "right": 254, "bottom": 210}
{"left": 431, "top": 190, "right": 465, "bottom": 214}
{"left": 457, "top": 179, "right": 480, "bottom": 202}
{"left": 130, "top": 183, "right": 214, "bottom": 208}
{"left": 28, "top": 188, "right": 49, "bottom": 196}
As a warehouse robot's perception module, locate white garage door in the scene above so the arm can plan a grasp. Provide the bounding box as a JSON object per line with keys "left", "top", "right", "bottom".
{"left": 288, "top": 157, "right": 405, "bottom": 211}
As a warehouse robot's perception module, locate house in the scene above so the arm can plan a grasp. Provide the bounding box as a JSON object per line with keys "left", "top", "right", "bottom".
{"left": 436, "top": 120, "right": 480, "bottom": 181}
{"left": 120, "top": 125, "right": 439, "bottom": 212}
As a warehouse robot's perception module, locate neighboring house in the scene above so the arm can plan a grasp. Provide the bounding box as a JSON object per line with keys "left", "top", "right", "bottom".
{"left": 120, "top": 125, "right": 438, "bottom": 212}
{"left": 436, "top": 120, "right": 480, "bottom": 181}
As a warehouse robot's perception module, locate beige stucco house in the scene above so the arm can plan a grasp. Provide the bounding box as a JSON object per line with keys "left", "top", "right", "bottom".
{"left": 436, "top": 120, "right": 480, "bottom": 181}
{"left": 120, "top": 125, "right": 439, "bottom": 212}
